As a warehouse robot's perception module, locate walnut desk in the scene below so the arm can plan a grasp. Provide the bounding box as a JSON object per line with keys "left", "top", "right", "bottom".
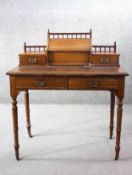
{"left": 6, "top": 30, "right": 128, "bottom": 160}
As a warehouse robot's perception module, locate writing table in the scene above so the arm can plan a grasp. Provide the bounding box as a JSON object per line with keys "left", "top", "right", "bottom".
{"left": 6, "top": 30, "right": 128, "bottom": 160}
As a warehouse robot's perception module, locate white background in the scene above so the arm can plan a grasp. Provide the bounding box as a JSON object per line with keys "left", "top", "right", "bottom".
{"left": 0, "top": 2, "right": 132, "bottom": 174}
{"left": 0, "top": 0, "right": 132, "bottom": 104}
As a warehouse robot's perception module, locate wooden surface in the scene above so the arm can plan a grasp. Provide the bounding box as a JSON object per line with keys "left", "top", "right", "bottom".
{"left": 19, "top": 52, "right": 46, "bottom": 56}
{"left": 90, "top": 54, "right": 119, "bottom": 66}
{"left": 19, "top": 52, "right": 120, "bottom": 66}
{"left": 19, "top": 53, "right": 47, "bottom": 66}
{"left": 48, "top": 39, "right": 91, "bottom": 51}
{"left": 48, "top": 51, "right": 90, "bottom": 66}
{"left": 7, "top": 66, "right": 128, "bottom": 76}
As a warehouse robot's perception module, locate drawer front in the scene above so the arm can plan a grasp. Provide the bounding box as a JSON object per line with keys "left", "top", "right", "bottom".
{"left": 68, "top": 77, "right": 118, "bottom": 90}
{"left": 91, "top": 54, "right": 119, "bottom": 66}
{"left": 16, "top": 76, "right": 65, "bottom": 89}
{"left": 19, "top": 55, "right": 47, "bottom": 66}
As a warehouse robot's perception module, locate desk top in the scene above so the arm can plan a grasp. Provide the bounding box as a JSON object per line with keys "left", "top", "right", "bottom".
{"left": 7, "top": 66, "right": 128, "bottom": 77}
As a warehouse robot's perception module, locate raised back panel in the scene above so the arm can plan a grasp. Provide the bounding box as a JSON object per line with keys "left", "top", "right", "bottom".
{"left": 47, "top": 30, "right": 92, "bottom": 66}
{"left": 48, "top": 39, "right": 91, "bottom": 51}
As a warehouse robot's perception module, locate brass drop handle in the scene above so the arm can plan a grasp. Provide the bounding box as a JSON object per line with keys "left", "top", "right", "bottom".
{"left": 35, "top": 81, "right": 45, "bottom": 87}
{"left": 100, "top": 57, "right": 110, "bottom": 64}
{"left": 88, "top": 80, "right": 98, "bottom": 88}
{"left": 28, "top": 58, "right": 37, "bottom": 64}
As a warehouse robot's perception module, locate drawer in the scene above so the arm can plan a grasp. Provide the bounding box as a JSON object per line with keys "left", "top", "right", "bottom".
{"left": 19, "top": 54, "right": 47, "bottom": 66}
{"left": 16, "top": 76, "right": 65, "bottom": 89}
{"left": 91, "top": 54, "right": 119, "bottom": 66}
{"left": 68, "top": 77, "right": 118, "bottom": 90}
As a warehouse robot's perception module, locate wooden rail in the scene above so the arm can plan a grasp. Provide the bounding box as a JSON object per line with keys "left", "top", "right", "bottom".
{"left": 24, "top": 43, "right": 47, "bottom": 52}
{"left": 92, "top": 42, "right": 116, "bottom": 53}
{"left": 48, "top": 29, "right": 92, "bottom": 39}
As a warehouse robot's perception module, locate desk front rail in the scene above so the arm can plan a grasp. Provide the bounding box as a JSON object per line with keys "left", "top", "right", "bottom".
{"left": 10, "top": 75, "right": 125, "bottom": 94}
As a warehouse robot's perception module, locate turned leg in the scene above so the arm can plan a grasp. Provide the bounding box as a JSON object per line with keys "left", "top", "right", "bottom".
{"left": 12, "top": 96, "right": 19, "bottom": 160}
{"left": 24, "top": 90, "right": 32, "bottom": 138}
{"left": 109, "top": 92, "right": 115, "bottom": 139}
{"left": 115, "top": 97, "right": 123, "bottom": 160}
